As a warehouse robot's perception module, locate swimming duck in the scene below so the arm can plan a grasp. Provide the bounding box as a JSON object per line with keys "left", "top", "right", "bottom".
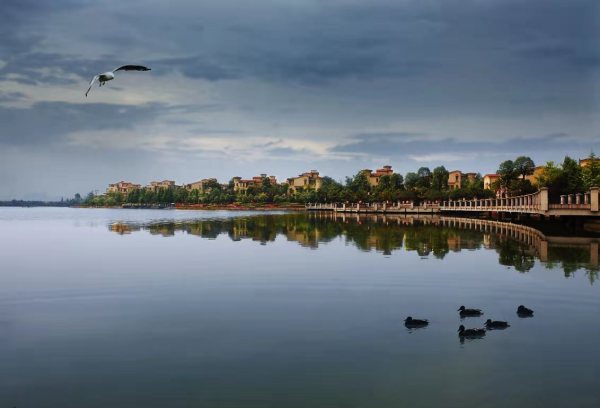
{"left": 458, "top": 306, "right": 483, "bottom": 317}
{"left": 485, "top": 319, "right": 510, "bottom": 329}
{"left": 404, "top": 316, "right": 429, "bottom": 327}
{"left": 517, "top": 305, "right": 534, "bottom": 317}
{"left": 458, "top": 325, "right": 486, "bottom": 337}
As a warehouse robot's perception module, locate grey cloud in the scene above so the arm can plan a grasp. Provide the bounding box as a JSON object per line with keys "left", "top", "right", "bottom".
{"left": 333, "top": 132, "right": 599, "bottom": 158}
{"left": 0, "top": 91, "right": 26, "bottom": 103}
{"left": 0, "top": 1, "right": 91, "bottom": 55}
{"left": 2, "top": 0, "right": 598, "bottom": 89}
{"left": 149, "top": 56, "right": 238, "bottom": 81}
{"left": 0, "top": 101, "right": 167, "bottom": 145}
{"left": 1, "top": 0, "right": 599, "bottom": 199}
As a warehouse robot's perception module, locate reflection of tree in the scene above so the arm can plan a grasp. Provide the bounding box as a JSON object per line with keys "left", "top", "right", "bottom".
{"left": 107, "top": 214, "right": 599, "bottom": 282}
{"left": 493, "top": 237, "right": 536, "bottom": 273}
{"left": 404, "top": 226, "right": 452, "bottom": 258}
{"left": 546, "top": 247, "right": 600, "bottom": 283}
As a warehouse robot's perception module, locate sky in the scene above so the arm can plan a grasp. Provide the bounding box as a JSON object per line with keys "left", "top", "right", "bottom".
{"left": 1, "top": 0, "right": 599, "bottom": 199}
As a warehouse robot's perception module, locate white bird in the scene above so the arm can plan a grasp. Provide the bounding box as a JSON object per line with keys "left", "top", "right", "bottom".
{"left": 85, "top": 65, "right": 151, "bottom": 97}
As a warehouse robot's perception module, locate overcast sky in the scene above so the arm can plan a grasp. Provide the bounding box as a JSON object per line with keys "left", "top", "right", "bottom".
{"left": 1, "top": 0, "right": 599, "bottom": 199}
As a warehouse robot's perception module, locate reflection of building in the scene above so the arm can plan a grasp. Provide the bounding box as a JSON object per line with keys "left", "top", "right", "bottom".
{"left": 284, "top": 226, "right": 320, "bottom": 248}
{"left": 109, "top": 223, "right": 141, "bottom": 234}
{"left": 233, "top": 174, "right": 277, "bottom": 194}
{"left": 360, "top": 165, "right": 394, "bottom": 187}
{"left": 147, "top": 180, "right": 176, "bottom": 192}
{"left": 104, "top": 214, "right": 599, "bottom": 279}
{"left": 148, "top": 225, "right": 176, "bottom": 237}
{"left": 483, "top": 233, "right": 492, "bottom": 248}
{"left": 107, "top": 181, "right": 141, "bottom": 195}
{"left": 287, "top": 170, "right": 323, "bottom": 194}
{"left": 185, "top": 178, "right": 217, "bottom": 193}
{"left": 447, "top": 235, "right": 461, "bottom": 251}
{"left": 448, "top": 171, "right": 477, "bottom": 190}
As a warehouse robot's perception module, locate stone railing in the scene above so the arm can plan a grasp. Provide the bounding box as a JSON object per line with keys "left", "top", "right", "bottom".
{"left": 441, "top": 189, "right": 547, "bottom": 212}
{"left": 440, "top": 187, "right": 599, "bottom": 214}
{"left": 306, "top": 187, "right": 599, "bottom": 215}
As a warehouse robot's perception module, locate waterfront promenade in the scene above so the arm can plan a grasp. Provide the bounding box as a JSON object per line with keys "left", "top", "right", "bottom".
{"left": 306, "top": 187, "right": 600, "bottom": 218}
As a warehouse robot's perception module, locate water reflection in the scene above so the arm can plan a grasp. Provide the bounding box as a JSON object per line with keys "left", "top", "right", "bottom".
{"left": 108, "top": 212, "right": 600, "bottom": 283}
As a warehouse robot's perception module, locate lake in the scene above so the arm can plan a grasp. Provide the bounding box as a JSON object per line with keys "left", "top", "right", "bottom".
{"left": 1, "top": 208, "right": 599, "bottom": 407}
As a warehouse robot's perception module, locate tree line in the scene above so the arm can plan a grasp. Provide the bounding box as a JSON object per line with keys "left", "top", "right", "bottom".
{"left": 84, "top": 153, "right": 600, "bottom": 206}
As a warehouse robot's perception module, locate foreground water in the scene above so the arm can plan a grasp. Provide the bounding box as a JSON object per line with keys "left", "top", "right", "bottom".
{"left": 0, "top": 207, "right": 599, "bottom": 407}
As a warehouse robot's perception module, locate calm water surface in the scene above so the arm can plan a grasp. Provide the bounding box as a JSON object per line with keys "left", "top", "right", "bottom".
{"left": 0, "top": 208, "right": 599, "bottom": 407}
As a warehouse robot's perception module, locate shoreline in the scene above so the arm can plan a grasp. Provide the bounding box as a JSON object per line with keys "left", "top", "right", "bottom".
{"left": 68, "top": 203, "right": 307, "bottom": 211}
{"left": 175, "top": 203, "right": 305, "bottom": 211}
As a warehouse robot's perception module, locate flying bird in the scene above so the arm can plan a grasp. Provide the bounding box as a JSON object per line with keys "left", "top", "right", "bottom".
{"left": 85, "top": 65, "right": 151, "bottom": 97}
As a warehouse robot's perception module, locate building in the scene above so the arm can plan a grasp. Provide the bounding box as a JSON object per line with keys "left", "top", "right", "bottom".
{"left": 483, "top": 174, "right": 499, "bottom": 190}
{"left": 185, "top": 178, "right": 218, "bottom": 194}
{"left": 448, "top": 171, "right": 477, "bottom": 190}
{"left": 360, "top": 165, "right": 394, "bottom": 187}
{"left": 106, "top": 181, "right": 141, "bottom": 195}
{"left": 579, "top": 157, "right": 600, "bottom": 168}
{"left": 146, "top": 180, "right": 176, "bottom": 192}
{"left": 287, "top": 170, "right": 323, "bottom": 194}
{"left": 523, "top": 166, "right": 545, "bottom": 186}
{"left": 232, "top": 174, "right": 277, "bottom": 194}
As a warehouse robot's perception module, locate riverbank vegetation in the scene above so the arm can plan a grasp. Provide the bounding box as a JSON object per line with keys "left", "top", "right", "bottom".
{"left": 71, "top": 153, "right": 600, "bottom": 207}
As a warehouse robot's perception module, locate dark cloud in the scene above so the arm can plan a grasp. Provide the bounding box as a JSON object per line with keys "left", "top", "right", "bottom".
{"left": 0, "top": 91, "right": 26, "bottom": 103}
{"left": 0, "top": 0, "right": 598, "bottom": 198}
{"left": 2, "top": 0, "right": 598, "bottom": 88}
{"left": 0, "top": 0, "right": 91, "bottom": 55}
{"left": 149, "top": 56, "right": 238, "bottom": 81}
{"left": 333, "top": 132, "right": 600, "bottom": 158}
{"left": 0, "top": 101, "right": 168, "bottom": 145}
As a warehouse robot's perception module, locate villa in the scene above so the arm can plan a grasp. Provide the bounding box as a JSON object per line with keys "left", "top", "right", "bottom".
{"left": 106, "top": 181, "right": 141, "bottom": 195}
{"left": 287, "top": 170, "right": 323, "bottom": 194}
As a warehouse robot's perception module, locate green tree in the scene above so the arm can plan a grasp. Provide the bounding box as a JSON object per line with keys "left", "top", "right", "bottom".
{"left": 404, "top": 172, "right": 419, "bottom": 190}
{"left": 582, "top": 152, "right": 600, "bottom": 189}
{"left": 497, "top": 160, "right": 517, "bottom": 189}
{"left": 416, "top": 167, "right": 432, "bottom": 189}
{"left": 561, "top": 156, "right": 584, "bottom": 194}
{"left": 514, "top": 156, "right": 535, "bottom": 180}
{"left": 431, "top": 166, "right": 449, "bottom": 191}
{"left": 345, "top": 171, "right": 371, "bottom": 201}
{"left": 390, "top": 173, "right": 404, "bottom": 189}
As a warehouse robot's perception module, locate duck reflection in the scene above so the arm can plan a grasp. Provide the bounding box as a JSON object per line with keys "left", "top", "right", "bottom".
{"left": 108, "top": 213, "right": 600, "bottom": 283}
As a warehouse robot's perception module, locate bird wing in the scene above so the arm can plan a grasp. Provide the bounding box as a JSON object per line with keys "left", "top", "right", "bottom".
{"left": 113, "top": 65, "right": 151, "bottom": 72}
{"left": 85, "top": 75, "right": 99, "bottom": 97}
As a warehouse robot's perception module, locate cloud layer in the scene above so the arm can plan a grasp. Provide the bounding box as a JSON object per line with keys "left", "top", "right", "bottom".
{"left": 1, "top": 0, "right": 599, "bottom": 199}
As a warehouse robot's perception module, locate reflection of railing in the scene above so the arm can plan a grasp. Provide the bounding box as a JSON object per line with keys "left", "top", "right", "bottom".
{"left": 309, "top": 212, "right": 599, "bottom": 267}
{"left": 307, "top": 187, "right": 600, "bottom": 217}
{"left": 305, "top": 201, "right": 440, "bottom": 213}
{"left": 107, "top": 212, "right": 600, "bottom": 274}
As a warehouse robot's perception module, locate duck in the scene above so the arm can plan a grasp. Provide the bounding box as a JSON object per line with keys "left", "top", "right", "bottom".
{"left": 458, "top": 325, "right": 486, "bottom": 337}
{"left": 517, "top": 305, "right": 534, "bottom": 317}
{"left": 404, "top": 316, "right": 429, "bottom": 327}
{"left": 457, "top": 305, "right": 483, "bottom": 317}
{"left": 485, "top": 319, "right": 510, "bottom": 329}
